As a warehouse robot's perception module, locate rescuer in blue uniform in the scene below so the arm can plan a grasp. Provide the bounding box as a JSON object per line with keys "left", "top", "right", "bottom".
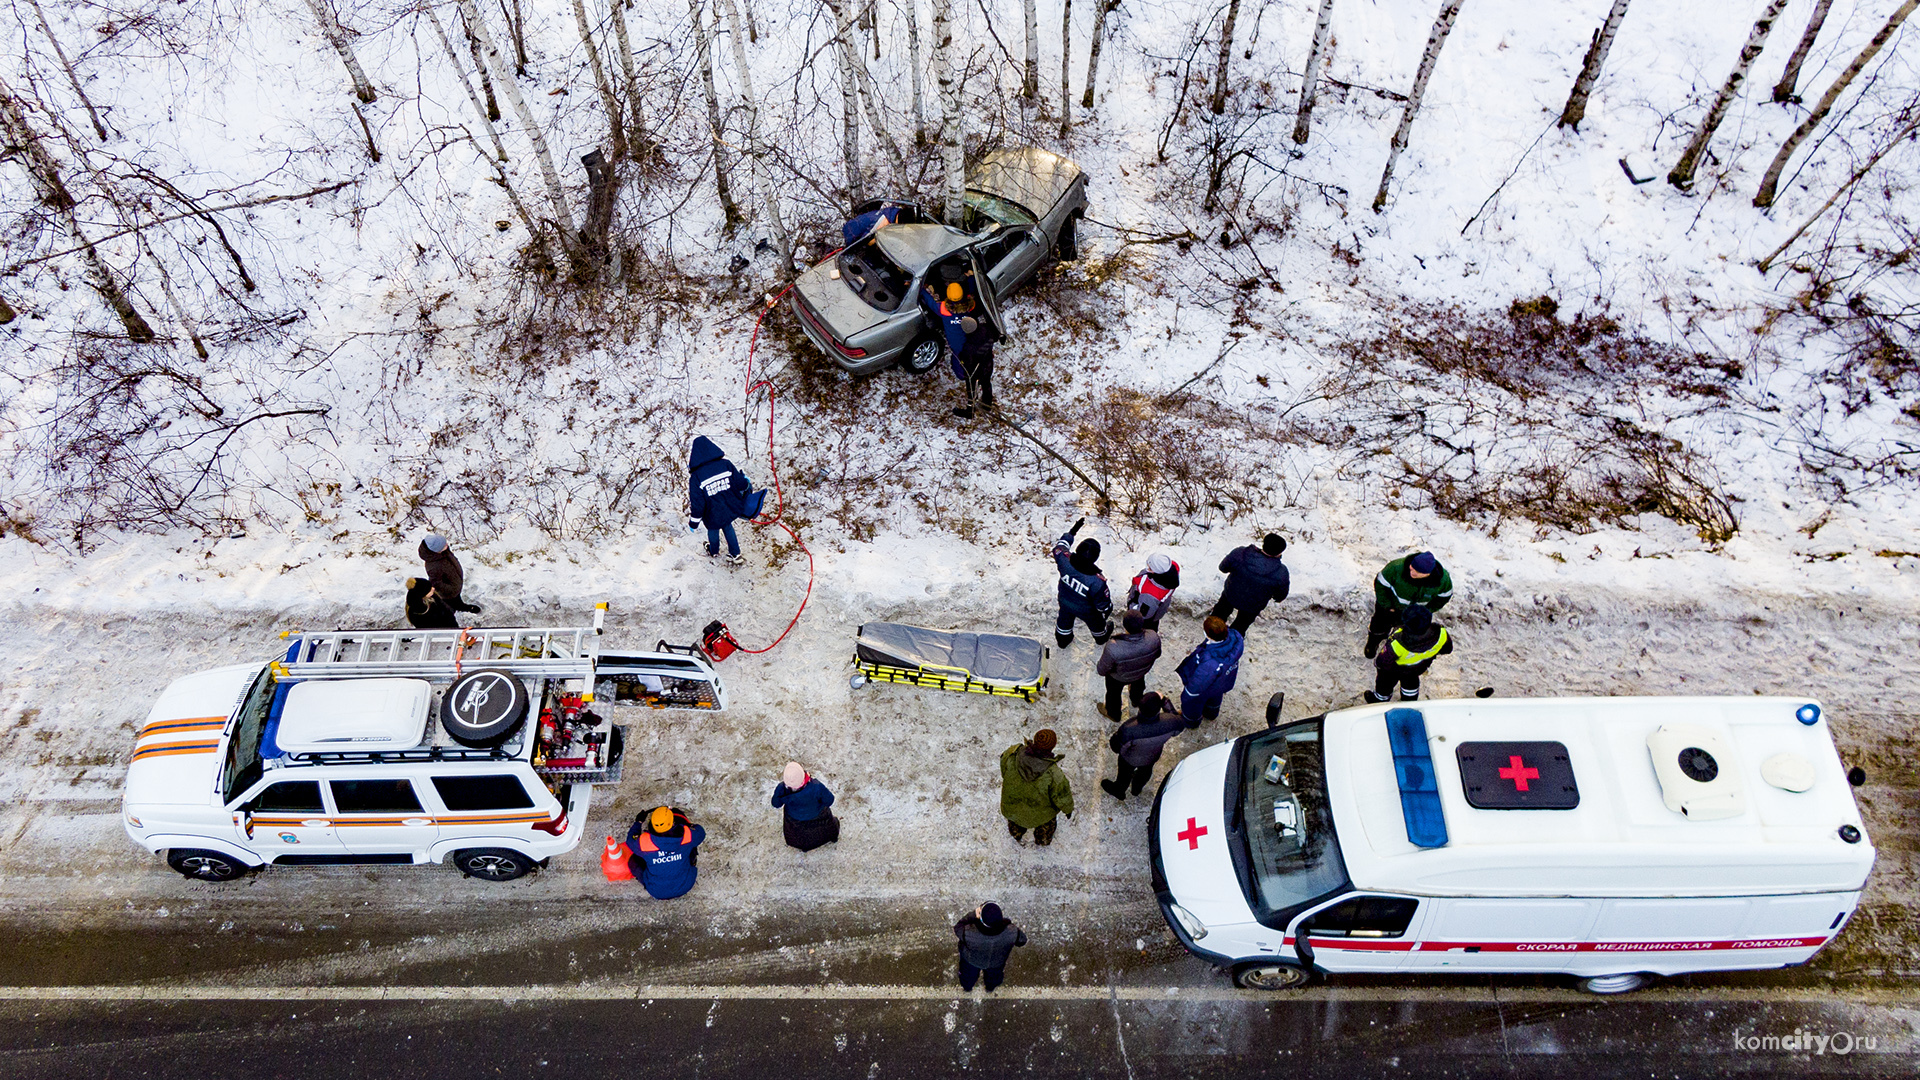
{"left": 627, "top": 806, "right": 706, "bottom": 900}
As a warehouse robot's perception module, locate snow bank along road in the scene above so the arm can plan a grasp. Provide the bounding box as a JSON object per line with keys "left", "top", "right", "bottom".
{"left": 0, "top": 579, "right": 1913, "bottom": 995}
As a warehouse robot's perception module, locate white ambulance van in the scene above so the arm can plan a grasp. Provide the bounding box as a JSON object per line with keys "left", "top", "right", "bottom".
{"left": 1150, "top": 696, "right": 1873, "bottom": 993}
{"left": 123, "top": 618, "right": 725, "bottom": 883}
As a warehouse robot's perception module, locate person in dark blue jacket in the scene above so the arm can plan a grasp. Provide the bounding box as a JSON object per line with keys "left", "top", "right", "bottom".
{"left": 627, "top": 806, "right": 706, "bottom": 900}
{"left": 1176, "top": 616, "right": 1245, "bottom": 722}
{"left": 1050, "top": 518, "right": 1112, "bottom": 648}
{"left": 1210, "top": 533, "right": 1290, "bottom": 634}
{"left": 771, "top": 761, "right": 839, "bottom": 851}
{"left": 841, "top": 202, "right": 902, "bottom": 245}
{"left": 688, "top": 435, "right": 755, "bottom": 565}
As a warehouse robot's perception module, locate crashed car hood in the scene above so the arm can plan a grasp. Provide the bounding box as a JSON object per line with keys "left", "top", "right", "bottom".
{"left": 968, "top": 147, "right": 1083, "bottom": 218}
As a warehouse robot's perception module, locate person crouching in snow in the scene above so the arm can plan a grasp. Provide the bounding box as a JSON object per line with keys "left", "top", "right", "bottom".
{"left": 1050, "top": 518, "right": 1112, "bottom": 648}
{"left": 1367, "top": 604, "right": 1452, "bottom": 704}
{"left": 1000, "top": 729, "right": 1073, "bottom": 846}
{"left": 1176, "top": 616, "right": 1245, "bottom": 722}
{"left": 771, "top": 761, "right": 839, "bottom": 851}
{"left": 687, "top": 435, "right": 757, "bottom": 567}
{"left": 1127, "top": 553, "right": 1180, "bottom": 631}
{"left": 627, "top": 806, "right": 706, "bottom": 899}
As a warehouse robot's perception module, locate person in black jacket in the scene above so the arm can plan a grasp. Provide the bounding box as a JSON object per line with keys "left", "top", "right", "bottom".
{"left": 954, "top": 902, "right": 1027, "bottom": 993}
{"left": 1050, "top": 518, "right": 1112, "bottom": 648}
{"left": 403, "top": 577, "right": 458, "bottom": 629}
{"left": 1211, "top": 533, "right": 1290, "bottom": 634}
{"left": 1101, "top": 693, "right": 1199, "bottom": 801}
{"left": 419, "top": 534, "right": 482, "bottom": 614}
{"left": 1366, "top": 604, "right": 1454, "bottom": 703}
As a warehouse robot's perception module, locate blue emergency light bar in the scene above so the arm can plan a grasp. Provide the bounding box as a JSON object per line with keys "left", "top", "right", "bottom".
{"left": 1385, "top": 708, "right": 1449, "bottom": 849}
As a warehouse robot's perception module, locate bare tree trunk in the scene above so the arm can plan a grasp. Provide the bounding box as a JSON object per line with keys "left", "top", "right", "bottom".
{"left": 717, "top": 0, "right": 792, "bottom": 263}
{"left": 932, "top": 0, "right": 965, "bottom": 222}
{"left": 1082, "top": 0, "right": 1119, "bottom": 111}
{"left": 571, "top": 0, "right": 627, "bottom": 160}
{"left": 299, "top": 0, "right": 377, "bottom": 104}
{"left": 690, "top": 0, "right": 744, "bottom": 230}
{"left": 1371, "top": 0, "right": 1463, "bottom": 212}
{"left": 1558, "top": 0, "right": 1632, "bottom": 131}
{"left": 501, "top": 0, "right": 529, "bottom": 74}
{"left": 904, "top": 0, "right": 928, "bottom": 146}
{"left": 458, "top": 129, "right": 547, "bottom": 268}
{"left": 28, "top": 0, "right": 110, "bottom": 140}
{"left": 1667, "top": 0, "right": 1790, "bottom": 191}
{"left": 606, "top": 0, "right": 650, "bottom": 153}
{"left": 1210, "top": 0, "right": 1242, "bottom": 115}
{"left": 456, "top": 0, "right": 581, "bottom": 268}
{"left": 1059, "top": 0, "right": 1073, "bottom": 138}
{"left": 1291, "top": 0, "right": 1335, "bottom": 144}
{"left": 1771, "top": 0, "right": 1835, "bottom": 103}
{"left": 1023, "top": 0, "right": 1039, "bottom": 98}
{"left": 426, "top": 5, "right": 509, "bottom": 162}
{"left": 353, "top": 102, "right": 381, "bottom": 162}
{"left": 828, "top": 0, "right": 865, "bottom": 203}
{"left": 464, "top": 17, "right": 502, "bottom": 122}
{"left": 850, "top": 22, "right": 906, "bottom": 174}
{"left": 1758, "top": 110, "right": 1920, "bottom": 272}
{"left": 0, "top": 294, "right": 14, "bottom": 324}
{"left": 1754, "top": 0, "right": 1918, "bottom": 207}
{"left": 130, "top": 217, "right": 209, "bottom": 359}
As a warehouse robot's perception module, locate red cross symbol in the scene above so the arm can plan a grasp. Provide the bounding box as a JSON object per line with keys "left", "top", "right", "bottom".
{"left": 1177, "top": 817, "right": 1209, "bottom": 850}
{"left": 1499, "top": 755, "right": 1540, "bottom": 791}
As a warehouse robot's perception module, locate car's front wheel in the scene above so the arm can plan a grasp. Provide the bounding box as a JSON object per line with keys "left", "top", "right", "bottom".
{"left": 452, "top": 848, "right": 535, "bottom": 882}
{"left": 1056, "top": 211, "right": 1082, "bottom": 261}
{"left": 166, "top": 849, "right": 250, "bottom": 882}
{"left": 1232, "top": 961, "right": 1312, "bottom": 991}
{"left": 900, "top": 334, "right": 944, "bottom": 375}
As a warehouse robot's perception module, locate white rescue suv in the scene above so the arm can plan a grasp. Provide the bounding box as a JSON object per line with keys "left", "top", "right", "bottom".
{"left": 123, "top": 611, "right": 726, "bottom": 883}
{"left": 1150, "top": 696, "right": 1874, "bottom": 994}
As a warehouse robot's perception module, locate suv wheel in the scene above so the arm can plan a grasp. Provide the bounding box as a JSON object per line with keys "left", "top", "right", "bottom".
{"left": 1231, "top": 961, "right": 1311, "bottom": 991}
{"left": 900, "top": 335, "right": 944, "bottom": 375}
{"left": 166, "top": 849, "right": 250, "bottom": 882}
{"left": 453, "top": 848, "right": 535, "bottom": 882}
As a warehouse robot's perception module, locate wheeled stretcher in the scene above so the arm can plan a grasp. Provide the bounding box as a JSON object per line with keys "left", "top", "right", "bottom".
{"left": 854, "top": 622, "right": 1049, "bottom": 701}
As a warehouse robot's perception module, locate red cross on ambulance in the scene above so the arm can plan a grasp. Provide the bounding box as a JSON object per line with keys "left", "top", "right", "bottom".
{"left": 1498, "top": 755, "right": 1539, "bottom": 791}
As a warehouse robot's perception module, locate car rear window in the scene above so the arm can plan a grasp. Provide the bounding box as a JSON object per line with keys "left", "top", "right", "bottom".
{"left": 330, "top": 779, "right": 423, "bottom": 814}
{"left": 432, "top": 774, "right": 535, "bottom": 811}
{"left": 836, "top": 235, "right": 912, "bottom": 312}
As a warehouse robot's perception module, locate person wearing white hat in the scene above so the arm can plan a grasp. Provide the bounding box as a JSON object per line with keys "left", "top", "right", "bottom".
{"left": 771, "top": 761, "right": 839, "bottom": 851}
{"left": 1126, "top": 552, "right": 1181, "bottom": 631}
{"left": 418, "top": 533, "right": 482, "bottom": 614}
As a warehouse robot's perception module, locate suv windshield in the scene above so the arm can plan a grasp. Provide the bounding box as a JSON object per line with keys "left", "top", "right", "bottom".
{"left": 221, "top": 666, "right": 275, "bottom": 803}
{"left": 1234, "top": 720, "right": 1347, "bottom": 924}
{"left": 836, "top": 234, "right": 912, "bottom": 312}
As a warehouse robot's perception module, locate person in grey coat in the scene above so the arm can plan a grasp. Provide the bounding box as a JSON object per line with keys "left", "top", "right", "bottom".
{"left": 1094, "top": 612, "right": 1161, "bottom": 721}
{"left": 1101, "top": 693, "right": 1200, "bottom": 801}
{"left": 953, "top": 902, "right": 1027, "bottom": 993}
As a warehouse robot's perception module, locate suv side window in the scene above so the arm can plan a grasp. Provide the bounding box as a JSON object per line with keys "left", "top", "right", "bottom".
{"left": 1306, "top": 896, "right": 1419, "bottom": 938}
{"left": 432, "top": 775, "right": 534, "bottom": 811}
{"left": 330, "top": 779, "right": 423, "bottom": 814}
{"left": 253, "top": 780, "right": 324, "bottom": 813}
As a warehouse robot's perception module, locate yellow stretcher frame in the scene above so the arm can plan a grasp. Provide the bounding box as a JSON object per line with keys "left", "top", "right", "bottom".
{"left": 853, "top": 656, "right": 1048, "bottom": 702}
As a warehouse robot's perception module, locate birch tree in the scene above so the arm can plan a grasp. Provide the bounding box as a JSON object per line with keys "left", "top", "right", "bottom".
{"left": 28, "top": 0, "right": 110, "bottom": 141}
{"left": 1059, "top": 0, "right": 1074, "bottom": 138}
{"left": 1371, "top": 0, "right": 1464, "bottom": 213}
{"left": 828, "top": 0, "right": 865, "bottom": 202}
{"left": 1023, "top": 0, "right": 1040, "bottom": 98}
{"left": 571, "top": 0, "right": 627, "bottom": 160}
{"left": 1754, "top": 0, "right": 1918, "bottom": 207}
{"left": 424, "top": 6, "right": 508, "bottom": 162}
{"left": 1291, "top": 0, "right": 1336, "bottom": 144}
{"left": 1771, "top": 0, "right": 1835, "bottom": 103}
{"left": 690, "top": 0, "right": 743, "bottom": 230}
{"left": 932, "top": 0, "right": 966, "bottom": 221}
{"left": 718, "top": 0, "right": 792, "bottom": 262}
{"left": 1082, "top": 0, "right": 1122, "bottom": 110}
{"left": 299, "top": 0, "right": 377, "bottom": 104}
{"left": 903, "top": 0, "right": 928, "bottom": 145}
{"left": 455, "top": 0, "right": 581, "bottom": 268}
{"left": 464, "top": 17, "right": 501, "bottom": 122}
{"left": 1557, "top": 0, "right": 1632, "bottom": 131}
{"left": 606, "top": 0, "right": 649, "bottom": 151}
{"left": 1210, "top": 0, "right": 1243, "bottom": 115}
{"left": 1666, "top": 0, "right": 1790, "bottom": 191}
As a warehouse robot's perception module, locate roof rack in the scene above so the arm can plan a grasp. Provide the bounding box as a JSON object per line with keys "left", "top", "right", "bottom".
{"left": 274, "top": 605, "right": 608, "bottom": 681}
{"left": 286, "top": 744, "right": 518, "bottom": 766}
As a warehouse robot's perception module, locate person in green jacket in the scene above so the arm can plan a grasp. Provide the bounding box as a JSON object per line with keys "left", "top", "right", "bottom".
{"left": 1365, "top": 551, "right": 1454, "bottom": 658}
{"left": 1000, "top": 729, "right": 1074, "bottom": 846}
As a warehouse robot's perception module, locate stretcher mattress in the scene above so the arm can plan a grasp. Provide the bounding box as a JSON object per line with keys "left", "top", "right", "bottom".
{"left": 855, "top": 622, "right": 1047, "bottom": 699}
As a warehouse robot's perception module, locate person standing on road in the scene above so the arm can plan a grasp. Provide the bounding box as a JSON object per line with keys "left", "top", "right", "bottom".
{"left": 1211, "top": 533, "right": 1289, "bottom": 634}
{"left": 627, "top": 806, "right": 706, "bottom": 900}
{"left": 1051, "top": 518, "right": 1112, "bottom": 649}
{"left": 1000, "top": 729, "right": 1073, "bottom": 846}
{"left": 403, "top": 577, "right": 458, "bottom": 629}
{"left": 1126, "top": 553, "right": 1181, "bottom": 631}
{"left": 1365, "top": 551, "right": 1454, "bottom": 658}
{"left": 953, "top": 902, "right": 1027, "bottom": 993}
{"left": 688, "top": 435, "right": 757, "bottom": 567}
{"left": 771, "top": 761, "right": 839, "bottom": 852}
{"left": 1102, "top": 692, "right": 1199, "bottom": 802}
{"left": 1366, "top": 604, "right": 1453, "bottom": 704}
{"left": 419, "top": 534, "right": 482, "bottom": 614}
{"left": 1095, "top": 612, "right": 1161, "bottom": 720}
{"left": 1177, "top": 616, "right": 1245, "bottom": 722}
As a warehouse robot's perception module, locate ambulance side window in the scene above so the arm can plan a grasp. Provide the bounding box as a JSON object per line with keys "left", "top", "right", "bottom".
{"left": 1306, "top": 896, "right": 1419, "bottom": 938}
{"left": 253, "top": 781, "right": 324, "bottom": 813}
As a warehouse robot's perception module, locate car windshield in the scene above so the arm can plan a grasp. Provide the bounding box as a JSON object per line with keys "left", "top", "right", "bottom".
{"left": 1235, "top": 720, "right": 1347, "bottom": 922}
{"left": 962, "top": 191, "right": 1036, "bottom": 231}
{"left": 221, "top": 665, "right": 275, "bottom": 804}
{"left": 836, "top": 234, "right": 912, "bottom": 312}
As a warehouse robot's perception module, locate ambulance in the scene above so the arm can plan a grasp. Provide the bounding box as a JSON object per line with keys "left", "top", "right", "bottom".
{"left": 1149, "top": 696, "right": 1874, "bottom": 993}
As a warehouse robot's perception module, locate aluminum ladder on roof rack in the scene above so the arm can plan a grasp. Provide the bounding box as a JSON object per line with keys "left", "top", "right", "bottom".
{"left": 275, "top": 606, "right": 607, "bottom": 681}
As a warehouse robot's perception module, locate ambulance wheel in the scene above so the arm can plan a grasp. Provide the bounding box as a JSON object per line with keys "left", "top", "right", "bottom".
{"left": 1232, "top": 961, "right": 1312, "bottom": 991}
{"left": 453, "top": 848, "right": 534, "bottom": 882}
{"left": 440, "top": 668, "right": 530, "bottom": 748}
{"left": 1578, "top": 973, "right": 1648, "bottom": 995}
{"left": 901, "top": 334, "right": 944, "bottom": 375}
{"left": 166, "top": 849, "right": 250, "bottom": 882}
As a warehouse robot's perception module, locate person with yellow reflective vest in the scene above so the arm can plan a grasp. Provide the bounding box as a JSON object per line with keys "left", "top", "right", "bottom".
{"left": 1365, "top": 604, "right": 1453, "bottom": 703}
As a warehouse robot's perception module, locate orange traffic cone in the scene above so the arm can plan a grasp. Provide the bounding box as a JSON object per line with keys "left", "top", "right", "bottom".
{"left": 601, "top": 835, "right": 633, "bottom": 881}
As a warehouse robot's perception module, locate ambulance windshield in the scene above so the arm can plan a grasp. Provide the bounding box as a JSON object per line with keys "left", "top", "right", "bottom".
{"left": 1236, "top": 721, "right": 1346, "bottom": 920}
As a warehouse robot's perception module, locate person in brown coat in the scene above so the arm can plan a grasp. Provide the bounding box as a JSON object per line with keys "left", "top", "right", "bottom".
{"left": 419, "top": 533, "right": 482, "bottom": 614}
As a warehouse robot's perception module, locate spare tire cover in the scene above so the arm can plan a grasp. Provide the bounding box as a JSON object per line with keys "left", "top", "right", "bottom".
{"left": 441, "top": 668, "right": 530, "bottom": 748}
